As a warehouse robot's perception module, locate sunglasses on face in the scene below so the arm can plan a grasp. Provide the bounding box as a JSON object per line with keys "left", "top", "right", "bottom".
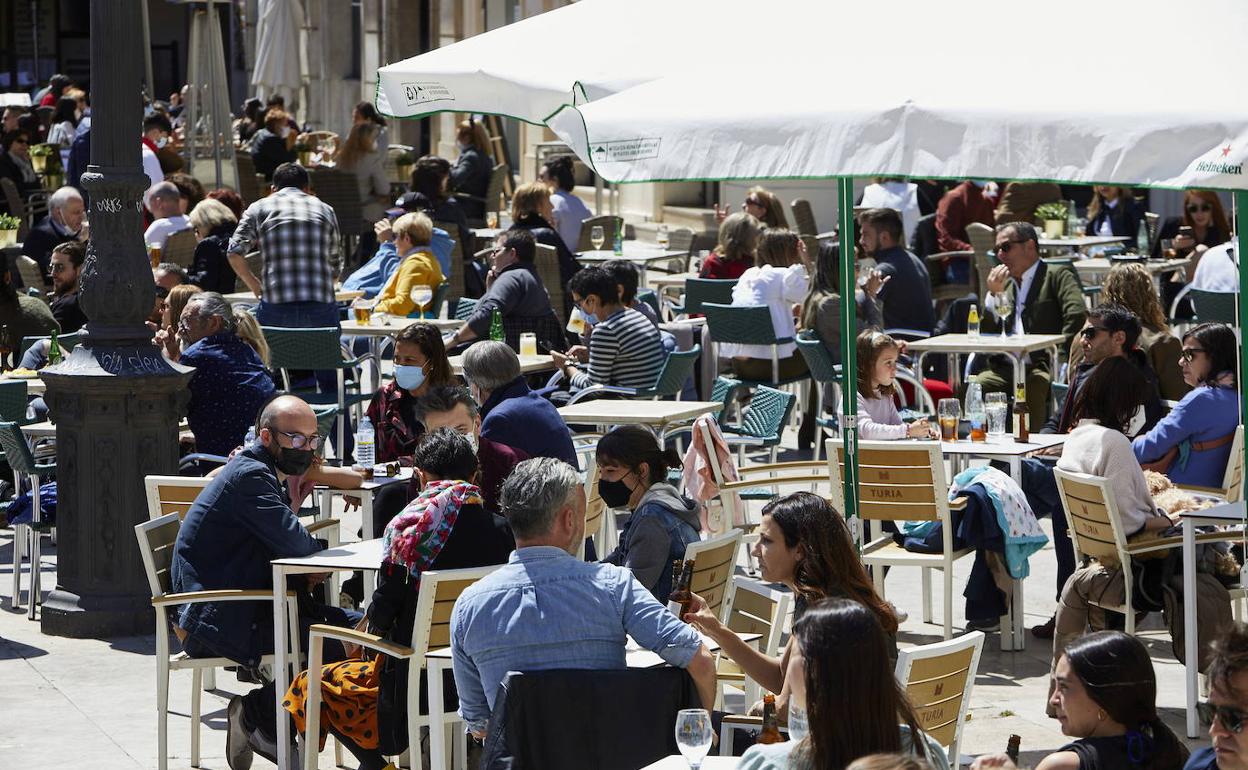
{"left": 995, "top": 239, "right": 1027, "bottom": 254}
{"left": 744, "top": 198, "right": 763, "bottom": 208}
{"left": 1079, "top": 326, "right": 1109, "bottom": 340}
{"left": 1199, "top": 701, "right": 1247, "bottom": 734}
{"left": 50, "top": 263, "right": 69, "bottom": 274}
{"left": 1187, "top": 203, "right": 1213, "bottom": 214}
{"left": 274, "top": 429, "right": 322, "bottom": 450}
{"left": 1181, "top": 347, "right": 1206, "bottom": 363}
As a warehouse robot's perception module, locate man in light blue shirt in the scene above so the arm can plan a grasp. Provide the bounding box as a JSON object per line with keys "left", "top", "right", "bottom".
{"left": 450, "top": 457, "right": 717, "bottom": 736}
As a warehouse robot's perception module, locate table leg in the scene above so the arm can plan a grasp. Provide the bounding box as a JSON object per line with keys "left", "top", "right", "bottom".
{"left": 363, "top": 494, "right": 377, "bottom": 596}
{"left": 273, "top": 565, "right": 293, "bottom": 770}
{"left": 429, "top": 657, "right": 450, "bottom": 770}
{"left": 1184, "top": 518, "right": 1200, "bottom": 738}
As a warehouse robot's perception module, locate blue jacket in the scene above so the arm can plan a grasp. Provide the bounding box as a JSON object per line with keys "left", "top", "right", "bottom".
{"left": 171, "top": 444, "right": 322, "bottom": 665}
{"left": 1133, "top": 384, "right": 1240, "bottom": 487}
{"left": 181, "top": 332, "right": 277, "bottom": 457}
{"left": 604, "top": 484, "right": 701, "bottom": 599}
{"left": 479, "top": 376, "right": 578, "bottom": 467}
{"left": 342, "top": 229, "right": 453, "bottom": 298}
{"left": 1185, "top": 748, "right": 1216, "bottom": 770}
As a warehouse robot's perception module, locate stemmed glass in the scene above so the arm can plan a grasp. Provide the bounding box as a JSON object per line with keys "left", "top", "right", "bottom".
{"left": 590, "top": 225, "right": 605, "bottom": 251}
{"left": 410, "top": 283, "right": 433, "bottom": 319}
{"left": 674, "top": 709, "right": 713, "bottom": 769}
{"left": 993, "top": 290, "right": 1013, "bottom": 338}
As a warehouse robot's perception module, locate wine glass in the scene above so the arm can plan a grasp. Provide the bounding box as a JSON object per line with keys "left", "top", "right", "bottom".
{"left": 590, "top": 225, "right": 605, "bottom": 251}
{"left": 656, "top": 224, "right": 670, "bottom": 249}
{"left": 993, "top": 291, "right": 1013, "bottom": 338}
{"left": 674, "top": 709, "right": 713, "bottom": 769}
{"left": 410, "top": 283, "right": 433, "bottom": 318}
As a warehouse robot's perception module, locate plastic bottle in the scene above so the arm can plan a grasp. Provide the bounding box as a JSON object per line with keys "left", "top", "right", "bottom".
{"left": 613, "top": 218, "right": 624, "bottom": 256}
{"left": 1065, "top": 200, "right": 1078, "bottom": 237}
{"left": 356, "top": 415, "right": 375, "bottom": 469}
{"left": 965, "top": 382, "right": 987, "bottom": 442}
{"left": 1136, "top": 219, "right": 1150, "bottom": 255}
{"left": 966, "top": 304, "right": 980, "bottom": 339}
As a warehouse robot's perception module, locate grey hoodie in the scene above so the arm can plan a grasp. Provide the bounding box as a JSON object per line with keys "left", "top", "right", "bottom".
{"left": 604, "top": 482, "right": 702, "bottom": 596}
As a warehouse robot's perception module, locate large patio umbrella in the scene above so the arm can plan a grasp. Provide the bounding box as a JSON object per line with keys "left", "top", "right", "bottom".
{"left": 251, "top": 0, "right": 307, "bottom": 110}
{"left": 377, "top": 0, "right": 1248, "bottom": 527}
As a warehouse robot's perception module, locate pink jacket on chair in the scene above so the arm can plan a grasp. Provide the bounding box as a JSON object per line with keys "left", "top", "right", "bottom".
{"left": 681, "top": 415, "right": 745, "bottom": 535}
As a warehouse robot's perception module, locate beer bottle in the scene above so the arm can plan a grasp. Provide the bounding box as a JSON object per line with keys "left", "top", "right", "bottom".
{"left": 1005, "top": 734, "right": 1021, "bottom": 763}
{"left": 757, "top": 693, "right": 785, "bottom": 744}
{"left": 1013, "top": 381, "right": 1028, "bottom": 442}
{"left": 47, "top": 330, "right": 62, "bottom": 366}
{"left": 667, "top": 559, "right": 694, "bottom": 618}
{"left": 488, "top": 309, "right": 504, "bottom": 342}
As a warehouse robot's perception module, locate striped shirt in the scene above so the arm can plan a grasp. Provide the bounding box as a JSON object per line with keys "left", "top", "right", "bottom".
{"left": 571, "top": 307, "right": 664, "bottom": 390}
{"left": 227, "top": 187, "right": 342, "bottom": 305}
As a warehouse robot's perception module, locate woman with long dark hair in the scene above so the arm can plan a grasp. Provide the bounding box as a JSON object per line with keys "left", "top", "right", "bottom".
{"left": 973, "top": 631, "right": 1187, "bottom": 770}
{"left": 684, "top": 492, "right": 899, "bottom": 709}
{"left": 739, "top": 598, "right": 946, "bottom": 770}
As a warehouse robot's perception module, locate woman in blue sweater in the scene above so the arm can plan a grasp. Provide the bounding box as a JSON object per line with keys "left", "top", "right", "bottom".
{"left": 1133, "top": 322, "right": 1240, "bottom": 488}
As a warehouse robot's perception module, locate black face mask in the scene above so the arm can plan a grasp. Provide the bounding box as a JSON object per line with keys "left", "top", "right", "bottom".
{"left": 597, "top": 476, "right": 634, "bottom": 509}
{"left": 272, "top": 445, "right": 315, "bottom": 476}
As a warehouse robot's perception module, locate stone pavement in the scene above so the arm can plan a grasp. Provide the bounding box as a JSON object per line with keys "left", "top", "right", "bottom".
{"left": 0, "top": 470, "right": 1217, "bottom": 769}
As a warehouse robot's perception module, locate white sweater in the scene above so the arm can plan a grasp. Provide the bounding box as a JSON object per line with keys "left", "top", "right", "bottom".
{"left": 1056, "top": 420, "right": 1164, "bottom": 536}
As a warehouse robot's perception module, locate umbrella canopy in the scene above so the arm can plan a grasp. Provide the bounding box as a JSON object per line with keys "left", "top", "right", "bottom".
{"left": 379, "top": 0, "right": 1248, "bottom": 191}
{"left": 251, "top": 0, "right": 308, "bottom": 110}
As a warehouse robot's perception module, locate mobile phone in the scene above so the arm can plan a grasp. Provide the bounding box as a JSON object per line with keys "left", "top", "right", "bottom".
{"left": 1178, "top": 225, "right": 1194, "bottom": 237}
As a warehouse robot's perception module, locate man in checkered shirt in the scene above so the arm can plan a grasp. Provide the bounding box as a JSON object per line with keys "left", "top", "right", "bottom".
{"left": 227, "top": 162, "right": 343, "bottom": 330}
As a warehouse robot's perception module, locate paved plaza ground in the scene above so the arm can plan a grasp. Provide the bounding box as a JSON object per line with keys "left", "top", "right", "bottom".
{"left": 0, "top": 446, "right": 1218, "bottom": 769}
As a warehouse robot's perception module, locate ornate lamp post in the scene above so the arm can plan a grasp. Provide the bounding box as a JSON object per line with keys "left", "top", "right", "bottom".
{"left": 40, "top": 0, "right": 194, "bottom": 638}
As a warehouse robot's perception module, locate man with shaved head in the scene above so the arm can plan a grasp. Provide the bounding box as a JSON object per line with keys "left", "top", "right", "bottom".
{"left": 172, "top": 394, "right": 362, "bottom": 768}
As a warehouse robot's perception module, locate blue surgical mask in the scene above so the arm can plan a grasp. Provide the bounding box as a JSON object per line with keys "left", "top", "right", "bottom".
{"left": 394, "top": 364, "right": 426, "bottom": 391}
{"left": 584, "top": 312, "right": 599, "bottom": 325}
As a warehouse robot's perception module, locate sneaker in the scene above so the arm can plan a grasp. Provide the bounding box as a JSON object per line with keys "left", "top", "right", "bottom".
{"left": 1031, "top": 615, "right": 1056, "bottom": 639}
{"left": 966, "top": 617, "right": 1000, "bottom": 633}
{"left": 225, "top": 696, "right": 254, "bottom": 770}
{"left": 249, "top": 726, "right": 300, "bottom": 768}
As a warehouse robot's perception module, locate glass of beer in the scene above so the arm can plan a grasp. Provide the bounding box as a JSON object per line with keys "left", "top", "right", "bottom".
{"left": 519, "top": 332, "right": 538, "bottom": 357}
{"left": 352, "top": 298, "right": 374, "bottom": 324}
{"left": 938, "top": 398, "right": 960, "bottom": 442}
{"left": 566, "top": 306, "right": 587, "bottom": 335}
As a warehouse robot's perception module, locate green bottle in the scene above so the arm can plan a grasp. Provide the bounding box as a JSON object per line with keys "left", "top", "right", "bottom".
{"left": 489, "top": 309, "right": 504, "bottom": 342}
{"left": 47, "top": 330, "right": 62, "bottom": 366}
{"left": 613, "top": 218, "right": 624, "bottom": 256}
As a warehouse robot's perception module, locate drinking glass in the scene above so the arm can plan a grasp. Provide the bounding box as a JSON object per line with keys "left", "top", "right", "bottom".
{"left": 410, "top": 283, "right": 434, "bottom": 318}
{"left": 351, "top": 298, "right": 374, "bottom": 324}
{"left": 566, "top": 306, "right": 587, "bottom": 335}
{"left": 985, "top": 392, "right": 1008, "bottom": 438}
{"left": 674, "top": 708, "right": 713, "bottom": 769}
{"left": 993, "top": 291, "right": 1013, "bottom": 338}
{"left": 656, "top": 224, "right": 670, "bottom": 249}
{"left": 519, "top": 332, "right": 538, "bottom": 357}
{"left": 938, "top": 398, "right": 960, "bottom": 441}
{"left": 590, "top": 225, "right": 606, "bottom": 251}
{"left": 486, "top": 211, "right": 499, "bottom": 229}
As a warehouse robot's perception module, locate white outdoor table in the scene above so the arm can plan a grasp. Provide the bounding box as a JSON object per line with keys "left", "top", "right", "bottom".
{"left": 1038, "top": 235, "right": 1130, "bottom": 252}
{"left": 448, "top": 351, "right": 555, "bottom": 377}
{"left": 1065, "top": 256, "right": 1191, "bottom": 292}
{"left": 0, "top": 374, "right": 44, "bottom": 394}
{"left": 558, "top": 400, "right": 722, "bottom": 440}
{"left": 316, "top": 467, "right": 412, "bottom": 553}
{"left": 342, "top": 317, "right": 464, "bottom": 390}
{"left": 578, "top": 243, "right": 688, "bottom": 284}
{"left": 225, "top": 289, "right": 365, "bottom": 305}
{"left": 642, "top": 758, "right": 737, "bottom": 770}
{"left": 424, "top": 631, "right": 760, "bottom": 770}
{"left": 1179, "top": 502, "right": 1247, "bottom": 737}
{"left": 271, "top": 539, "right": 384, "bottom": 770}
{"left": 905, "top": 332, "right": 1066, "bottom": 394}
{"left": 649, "top": 271, "right": 698, "bottom": 291}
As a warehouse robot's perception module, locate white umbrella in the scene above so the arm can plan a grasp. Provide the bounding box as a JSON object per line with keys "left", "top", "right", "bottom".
{"left": 251, "top": 0, "right": 307, "bottom": 110}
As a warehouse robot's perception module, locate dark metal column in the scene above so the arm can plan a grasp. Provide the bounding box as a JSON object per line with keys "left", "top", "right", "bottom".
{"left": 40, "top": 0, "right": 193, "bottom": 638}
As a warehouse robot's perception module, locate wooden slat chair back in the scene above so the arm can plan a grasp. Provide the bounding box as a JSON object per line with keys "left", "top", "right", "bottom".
{"left": 682, "top": 530, "right": 743, "bottom": 622}
{"left": 966, "top": 222, "right": 996, "bottom": 303}
{"left": 790, "top": 199, "right": 818, "bottom": 237}
{"left": 576, "top": 215, "right": 624, "bottom": 252}
{"left": 234, "top": 151, "right": 265, "bottom": 206}
{"left": 15, "top": 255, "right": 46, "bottom": 298}
{"left": 894, "top": 631, "right": 985, "bottom": 764}
{"left": 162, "top": 228, "right": 198, "bottom": 268}
{"left": 1225, "top": 426, "right": 1244, "bottom": 502}
{"left": 144, "top": 475, "right": 212, "bottom": 520}
{"left": 534, "top": 242, "right": 565, "bottom": 323}
{"left": 716, "top": 577, "right": 792, "bottom": 706}
{"left": 433, "top": 219, "right": 465, "bottom": 300}
{"left": 827, "top": 439, "right": 973, "bottom": 639}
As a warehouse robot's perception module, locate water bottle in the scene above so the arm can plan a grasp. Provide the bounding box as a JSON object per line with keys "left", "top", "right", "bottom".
{"left": 356, "top": 415, "right": 375, "bottom": 469}
{"left": 613, "top": 218, "right": 624, "bottom": 256}
{"left": 965, "top": 383, "right": 987, "bottom": 442}
{"left": 1136, "top": 219, "right": 1150, "bottom": 256}
{"left": 1065, "top": 200, "right": 1078, "bottom": 237}
{"left": 966, "top": 304, "right": 980, "bottom": 339}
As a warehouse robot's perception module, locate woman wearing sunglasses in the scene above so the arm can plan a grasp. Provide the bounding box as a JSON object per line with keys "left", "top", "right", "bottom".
{"left": 972, "top": 631, "right": 1187, "bottom": 770}
{"left": 1153, "top": 190, "right": 1232, "bottom": 317}
{"left": 1133, "top": 322, "right": 1241, "bottom": 488}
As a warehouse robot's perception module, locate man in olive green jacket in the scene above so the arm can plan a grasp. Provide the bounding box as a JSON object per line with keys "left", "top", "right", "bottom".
{"left": 974, "top": 221, "right": 1086, "bottom": 426}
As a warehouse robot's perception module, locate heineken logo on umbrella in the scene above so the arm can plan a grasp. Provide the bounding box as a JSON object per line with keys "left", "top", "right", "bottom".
{"left": 1192, "top": 144, "right": 1242, "bottom": 175}
{"left": 401, "top": 81, "right": 454, "bottom": 107}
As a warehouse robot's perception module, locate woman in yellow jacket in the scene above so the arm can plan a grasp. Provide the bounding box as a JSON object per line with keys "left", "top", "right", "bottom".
{"left": 373, "top": 211, "right": 444, "bottom": 316}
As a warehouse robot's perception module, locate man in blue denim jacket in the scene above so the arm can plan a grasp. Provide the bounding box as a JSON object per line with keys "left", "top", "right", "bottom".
{"left": 450, "top": 457, "right": 718, "bottom": 738}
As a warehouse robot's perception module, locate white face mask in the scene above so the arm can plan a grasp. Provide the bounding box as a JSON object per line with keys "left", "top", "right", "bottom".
{"left": 461, "top": 429, "right": 478, "bottom": 455}
{"left": 1126, "top": 404, "right": 1147, "bottom": 438}
{"left": 155, "top": 135, "right": 168, "bottom": 149}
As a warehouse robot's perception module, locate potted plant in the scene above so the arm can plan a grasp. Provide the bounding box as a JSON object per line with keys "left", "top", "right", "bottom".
{"left": 1035, "top": 202, "right": 1068, "bottom": 239}
{"left": 395, "top": 149, "right": 417, "bottom": 182}
{"left": 0, "top": 214, "right": 21, "bottom": 247}
{"left": 28, "top": 143, "right": 55, "bottom": 174}
{"left": 294, "top": 140, "right": 313, "bottom": 167}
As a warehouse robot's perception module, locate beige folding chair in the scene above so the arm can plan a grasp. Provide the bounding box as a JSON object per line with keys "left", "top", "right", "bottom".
{"left": 827, "top": 439, "right": 973, "bottom": 639}
{"left": 715, "top": 576, "right": 791, "bottom": 708}
{"left": 1176, "top": 425, "right": 1244, "bottom": 503}
{"left": 303, "top": 565, "right": 502, "bottom": 770}
{"left": 576, "top": 215, "right": 624, "bottom": 252}
{"left": 136, "top": 513, "right": 302, "bottom": 770}
{"left": 144, "top": 475, "right": 211, "bottom": 520}
{"left": 966, "top": 222, "right": 996, "bottom": 304}
{"left": 162, "top": 228, "right": 198, "bottom": 268}
{"left": 433, "top": 219, "right": 465, "bottom": 302}
{"left": 789, "top": 199, "right": 817, "bottom": 237}
{"left": 895, "top": 630, "right": 986, "bottom": 765}
{"left": 683, "top": 530, "right": 743, "bottom": 623}
{"left": 534, "top": 242, "right": 565, "bottom": 323}
{"left": 15, "top": 255, "right": 47, "bottom": 299}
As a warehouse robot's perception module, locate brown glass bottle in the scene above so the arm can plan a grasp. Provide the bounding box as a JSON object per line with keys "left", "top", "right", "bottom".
{"left": 1013, "top": 382, "right": 1029, "bottom": 442}
{"left": 667, "top": 559, "right": 694, "bottom": 618}
{"left": 1006, "top": 734, "right": 1021, "bottom": 763}
{"left": 757, "top": 693, "right": 785, "bottom": 744}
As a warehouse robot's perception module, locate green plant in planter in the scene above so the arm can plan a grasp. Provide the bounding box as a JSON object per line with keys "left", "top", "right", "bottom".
{"left": 0, "top": 214, "right": 21, "bottom": 230}
{"left": 28, "top": 144, "right": 54, "bottom": 158}
{"left": 1035, "top": 202, "right": 1069, "bottom": 222}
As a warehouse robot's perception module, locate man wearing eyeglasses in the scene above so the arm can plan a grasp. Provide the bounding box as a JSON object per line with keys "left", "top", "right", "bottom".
{"left": 172, "top": 393, "right": 363, "bottom": 769}
{"left": 974, "top": 221, "right": 1087, "bottom": 428}
{"left": 1189, "top": 624, "right": 1248, "bottom": 769}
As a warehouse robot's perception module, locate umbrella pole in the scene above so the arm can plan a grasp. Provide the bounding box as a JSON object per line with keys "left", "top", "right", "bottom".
{"left": 837, "top": 177, "right": 860, "bottom": 539}
{"left": 1238, "top": 191, "right": 1247, "bottom": 509}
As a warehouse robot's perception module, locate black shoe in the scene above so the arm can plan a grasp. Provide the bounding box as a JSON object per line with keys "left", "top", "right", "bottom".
{"left": 226, "top": 696, "right": 254, "bottom": 770}
{"left": 966, "top": 617, "right": 1000, "bottom": 633}
{"left": 1031, "top": 615, "right": 1056, "bottom": 639}
{"left": 249, "top": 726, "right": 299, "bottom": 768}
